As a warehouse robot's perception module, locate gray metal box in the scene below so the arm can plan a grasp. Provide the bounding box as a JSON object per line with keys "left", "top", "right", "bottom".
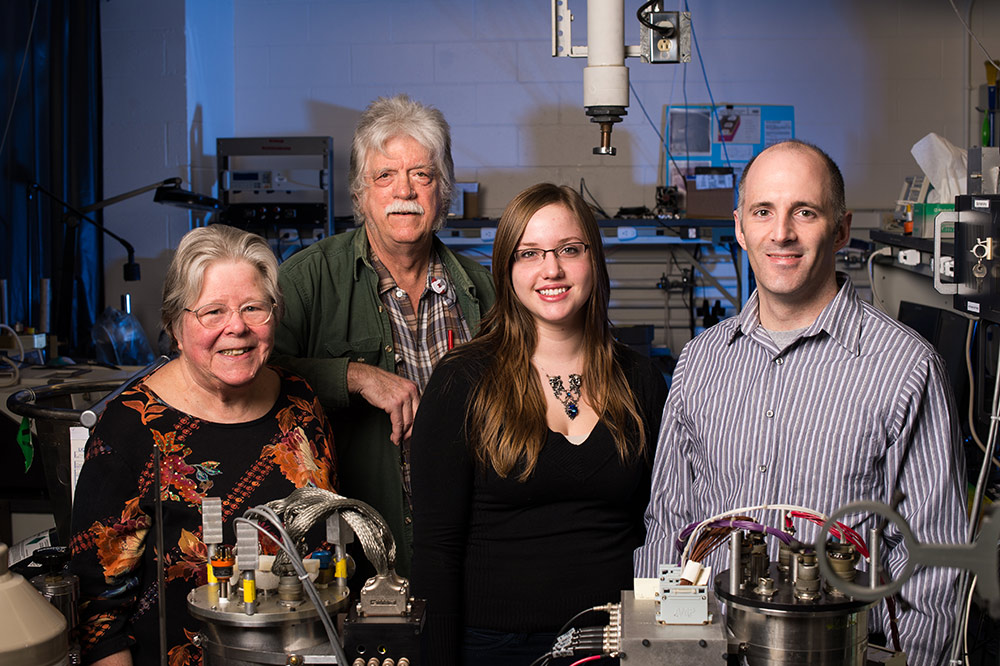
{"left": 618, "top": 591, "right": 728, "bottom": 665}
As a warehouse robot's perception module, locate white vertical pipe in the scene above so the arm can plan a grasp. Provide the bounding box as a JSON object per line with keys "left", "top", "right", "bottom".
{"left": 587, "top": 0, "right": 624, "bottom": 67}
{"left": 583, "top": 0, "right": 629, "bottom": 109}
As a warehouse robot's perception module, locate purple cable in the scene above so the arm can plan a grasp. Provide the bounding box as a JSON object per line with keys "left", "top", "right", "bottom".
{"left": 675, "top": 518, "right": 795, "bottom": 554}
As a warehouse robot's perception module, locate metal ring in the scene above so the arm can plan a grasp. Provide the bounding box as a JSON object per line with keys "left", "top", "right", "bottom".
{"left": 6, "top": 380, "right": 126, "bottom": 424}
{"left": 816, "top": 500, "right": 917, "bottom": 601}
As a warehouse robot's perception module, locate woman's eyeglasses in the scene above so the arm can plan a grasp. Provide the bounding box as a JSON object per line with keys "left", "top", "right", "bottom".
{"left": 183, "top": 300, "right": 275, "bottom": 329}
{"left": 512, "top": 242, "right": 590, "bottom": 264}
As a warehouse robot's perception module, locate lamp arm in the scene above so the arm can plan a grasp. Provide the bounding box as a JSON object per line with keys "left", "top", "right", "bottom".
{"left": 30, "top": 182, "right": 140, "bottom": 280}
{"left": 80, "top": 177, "right": 182, "bottom": 213}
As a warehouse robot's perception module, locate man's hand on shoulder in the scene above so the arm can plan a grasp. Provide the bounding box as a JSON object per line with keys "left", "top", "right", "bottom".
{"left": 346, "top": 362, "right": 420, "bottom": 446}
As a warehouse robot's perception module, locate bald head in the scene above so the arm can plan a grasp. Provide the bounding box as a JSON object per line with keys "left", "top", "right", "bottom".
{"left": 736, "top": 140, "right": 847, "bottom": 223}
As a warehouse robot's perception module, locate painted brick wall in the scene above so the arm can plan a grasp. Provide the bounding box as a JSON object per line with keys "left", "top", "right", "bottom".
{"left": 230, "top": 0, "right": 1000, "bottom": 220}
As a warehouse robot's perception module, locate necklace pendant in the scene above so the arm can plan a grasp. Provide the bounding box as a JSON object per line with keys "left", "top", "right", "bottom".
{"left": 546, "top": 372, "right": 583, "bottom": 421}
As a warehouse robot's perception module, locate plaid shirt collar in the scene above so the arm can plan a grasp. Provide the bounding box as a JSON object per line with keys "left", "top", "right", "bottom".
{"left": 369, "top": 245, "right": 453, "bottom": 304}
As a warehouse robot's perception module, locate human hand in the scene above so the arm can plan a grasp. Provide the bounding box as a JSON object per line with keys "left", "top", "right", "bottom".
{"left": 347, "top": 362, "right": 420, "bottom": 446}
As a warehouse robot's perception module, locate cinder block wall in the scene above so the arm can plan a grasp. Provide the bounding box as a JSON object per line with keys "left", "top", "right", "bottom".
{"left": 101, "top": 0, "right": 1000, "bottom": 348}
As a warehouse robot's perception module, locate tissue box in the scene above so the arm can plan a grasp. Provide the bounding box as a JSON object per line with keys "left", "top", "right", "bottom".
{"left": 911, "top": 203, "right": 955, "bottom": 238}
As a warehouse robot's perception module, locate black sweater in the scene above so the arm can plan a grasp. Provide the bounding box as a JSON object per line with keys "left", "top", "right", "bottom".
{"left": 410, "top": 344, "right": 668, "bottom": 665}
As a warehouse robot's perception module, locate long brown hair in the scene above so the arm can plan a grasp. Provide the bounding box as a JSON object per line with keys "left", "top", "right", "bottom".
{"left": 455, "top": 183, "right": 646, "bottom": 480}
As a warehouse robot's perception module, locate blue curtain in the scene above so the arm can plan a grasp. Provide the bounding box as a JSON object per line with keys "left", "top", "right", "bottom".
{"left": 1, "top": 0, "right": 102, "bottom": 357}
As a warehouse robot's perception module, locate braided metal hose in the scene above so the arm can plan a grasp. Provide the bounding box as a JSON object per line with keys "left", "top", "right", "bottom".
{"left": 266, "top": 487, "right": 397, "bottom": 576}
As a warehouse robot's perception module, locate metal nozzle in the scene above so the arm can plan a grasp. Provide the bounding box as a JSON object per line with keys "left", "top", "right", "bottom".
{"left": 585, "top": 105, "right": 625, "bottom": 157}
{"left": 594, "top": 122, "right": 617, "bottom": 156}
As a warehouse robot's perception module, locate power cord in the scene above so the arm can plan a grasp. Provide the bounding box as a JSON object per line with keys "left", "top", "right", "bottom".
{"left": 0, "top": 323, "right": 25, "bottom": 388}
{"left": 866, "top": 246, "right": 893, "bottom": 312}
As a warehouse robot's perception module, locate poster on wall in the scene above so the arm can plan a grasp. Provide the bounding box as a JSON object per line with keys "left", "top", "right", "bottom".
{"left": 664, "top": 104, "right": 795, "bottom": 186}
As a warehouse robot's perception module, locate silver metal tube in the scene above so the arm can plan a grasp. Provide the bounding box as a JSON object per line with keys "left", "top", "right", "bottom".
{"left": 729, "top": 531, "right": 741, "bottom": 591}
{"left": 242, "top": 571, "right": 256, "bottom": 615}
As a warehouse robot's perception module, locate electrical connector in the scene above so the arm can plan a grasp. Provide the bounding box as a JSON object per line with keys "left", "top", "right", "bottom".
{"left": 657, "top": 564, "right": 711, "bottom": 625}
{"left": 897, "top": 249, "right": 921, "bottom": 266}
{"left": 939, "top": 256, "right": 955, "bottom": 278}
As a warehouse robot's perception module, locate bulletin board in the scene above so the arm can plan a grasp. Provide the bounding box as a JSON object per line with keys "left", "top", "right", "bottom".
{"left": 664, "top": 104, "right": 795, "bottom": 183}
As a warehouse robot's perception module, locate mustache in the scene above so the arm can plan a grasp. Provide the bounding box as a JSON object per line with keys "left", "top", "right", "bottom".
{"left": 385, "top": 201, "right": 425, "bottom": 215}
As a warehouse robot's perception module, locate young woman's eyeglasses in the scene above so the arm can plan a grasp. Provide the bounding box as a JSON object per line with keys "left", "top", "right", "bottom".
{"left": 183, "top": 301, "right": 275, "bottom": 329}
{"left": 513, "top": 242, "right": 590, "bottom": 264}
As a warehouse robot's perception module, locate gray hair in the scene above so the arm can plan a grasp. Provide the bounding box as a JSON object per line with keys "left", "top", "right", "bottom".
{"left": 736, "top": 139, "right": 847, "bottom": 223}
{"left": 161, "top": 224, "right": 282, "bottom": 344}
{"left": 349, "top": 94, "right": 455, "bottom": 231}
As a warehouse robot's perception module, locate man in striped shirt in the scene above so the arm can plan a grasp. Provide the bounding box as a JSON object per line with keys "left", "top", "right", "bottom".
{"left": 635, "top": 140, "right": 966, "bottom": 664}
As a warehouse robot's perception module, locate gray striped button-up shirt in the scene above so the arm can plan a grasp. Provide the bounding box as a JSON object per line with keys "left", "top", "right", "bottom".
{"left": 635, "top": 274, "right": 966, "bottom": 665}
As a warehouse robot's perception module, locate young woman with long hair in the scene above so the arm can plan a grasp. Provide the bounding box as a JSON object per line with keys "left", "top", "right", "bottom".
{"left": 410, "top": 183, "right": 668, "bottom": 665}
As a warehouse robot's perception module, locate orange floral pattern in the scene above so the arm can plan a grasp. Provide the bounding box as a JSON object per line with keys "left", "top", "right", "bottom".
{"left": 164, "top": 528, "right": 208, "bottom": 584}
{"left": 92, "top": 497, "right": 150, "bottom": 582}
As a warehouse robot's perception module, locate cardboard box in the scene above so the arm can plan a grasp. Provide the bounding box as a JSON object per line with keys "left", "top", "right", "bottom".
{"left": 685, "top": 170, "right": 735, "bottom": 219}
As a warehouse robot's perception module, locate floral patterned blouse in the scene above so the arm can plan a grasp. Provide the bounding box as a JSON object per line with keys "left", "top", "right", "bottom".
{"left": 69, "top": 366, "right": 337, "bottom": 665}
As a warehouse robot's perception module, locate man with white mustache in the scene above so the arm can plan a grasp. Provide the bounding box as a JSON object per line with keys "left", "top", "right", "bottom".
{"left": 274, "top": 95, "right": 495, "bottom": 577}
{"left": 636, "top": 140, "right": 965, "bottom": 664}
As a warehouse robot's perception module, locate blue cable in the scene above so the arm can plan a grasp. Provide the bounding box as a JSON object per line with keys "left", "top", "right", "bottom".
{"left": 630, "top": 80, "right": 685, "bottom": 190}
{"left": 684, "top": 0, "right": 732, "bottom": 168}
{"left": 630, "top": 80, "right": 665, "bottom": 145}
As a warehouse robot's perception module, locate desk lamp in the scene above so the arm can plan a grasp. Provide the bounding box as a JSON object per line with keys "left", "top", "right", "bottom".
{"left": 31, "top": 178, "right": 221, "bottom": 311}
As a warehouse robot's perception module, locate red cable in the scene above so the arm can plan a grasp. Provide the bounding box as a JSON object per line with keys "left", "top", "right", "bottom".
{"left": 568, "top": 656, "right": 606, "bottom": 666}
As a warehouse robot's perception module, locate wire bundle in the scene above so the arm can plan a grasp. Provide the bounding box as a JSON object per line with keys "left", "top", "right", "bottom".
{"left": 529, "top": 627, "right": 610, "bottom": 666}
{"left": 677, "top": 515, "right": 797, "bottom": 565}
{"left": 784, "top": 510, "right": 869, "bottom": 558}
{"left": 676, "top": 503, "right": 857, "bottom": 567}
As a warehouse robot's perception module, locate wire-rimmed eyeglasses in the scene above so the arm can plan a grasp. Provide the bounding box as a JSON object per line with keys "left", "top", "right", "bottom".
{"left": 513, "top": 242, "right": 590, "bottom": 264}
{"left": 369, "top": 167, "right": 436, "bottom": 188}
{"left": 183, "top": 300, "right": 275, "bottom": 329}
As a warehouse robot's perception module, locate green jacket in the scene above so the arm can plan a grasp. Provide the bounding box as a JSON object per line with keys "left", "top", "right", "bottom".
{"left": 274, "top": 227, "right": 495, "bottom": 577}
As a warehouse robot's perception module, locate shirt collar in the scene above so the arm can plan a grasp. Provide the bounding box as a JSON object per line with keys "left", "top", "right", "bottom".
{"left": 368, "top": 242, "right": 453, "bottom": 302}
{"left": 730, "top": 272, "right": 862, "bottom": 354}
{"left": 352, "top": 226, "right": 373, "bottom": 281}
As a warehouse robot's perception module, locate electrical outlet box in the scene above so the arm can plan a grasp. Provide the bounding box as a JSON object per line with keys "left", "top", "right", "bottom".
{"left": 642, "top": 11, "right": 691, "bottom": 64}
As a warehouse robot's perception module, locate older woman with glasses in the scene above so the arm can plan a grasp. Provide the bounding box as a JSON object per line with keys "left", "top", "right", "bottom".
{"left": 410, "top": 183, "right": 668, "bottom": 665}
{"left": 70, "top": 224, "right": 337, "bottom": 666}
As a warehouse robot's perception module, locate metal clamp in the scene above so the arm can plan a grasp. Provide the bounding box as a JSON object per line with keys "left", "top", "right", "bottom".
{"left": 934, "top": 211, "right": 961, "bottom": 295}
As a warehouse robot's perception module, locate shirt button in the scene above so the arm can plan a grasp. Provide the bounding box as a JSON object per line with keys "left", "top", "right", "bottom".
{"left": 404, "top": 517, "right": 412, "bottom": 525}
{"left": 758, "top": 464, "right": 767, "bottom": 473}
{"left": 765, "top": 409, "right": 774, "bottom": 418}
{"left": 385, "top": 345, "right": 393, "bottom": 353}
{"left": 394, "top": 288, "right": 405, "bottom": 299}
{"left": 395, "top": 353, "right": 402, "bottom": 362}
{"left": 775, "top": 358, "right": 784, "bottom": 365}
